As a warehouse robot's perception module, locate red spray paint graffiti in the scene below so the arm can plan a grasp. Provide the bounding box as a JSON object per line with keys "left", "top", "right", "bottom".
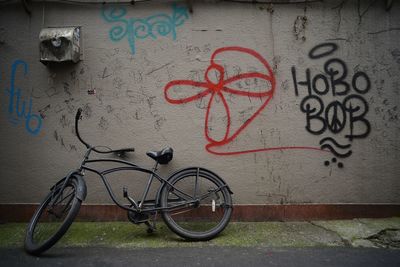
{"left": 164, "top": 46, "right": 323, "bottom": 155}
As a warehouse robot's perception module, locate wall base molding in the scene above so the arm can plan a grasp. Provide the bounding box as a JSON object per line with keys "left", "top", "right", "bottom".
{"left": 1, "top": 204, "right": 399, "bottom": 222}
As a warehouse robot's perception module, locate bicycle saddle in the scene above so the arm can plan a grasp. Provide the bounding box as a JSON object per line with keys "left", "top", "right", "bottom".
{"left": 146, "top": 147, "right": 173, "bottom": 165}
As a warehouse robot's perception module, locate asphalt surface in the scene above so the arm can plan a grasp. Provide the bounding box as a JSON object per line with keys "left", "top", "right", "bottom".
{"left": 1, "top": 247, "right": 400, "bottom": 267}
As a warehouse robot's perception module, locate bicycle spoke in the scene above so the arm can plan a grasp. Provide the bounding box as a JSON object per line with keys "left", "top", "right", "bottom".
{"left": 194, "top": 168, "right": 199, "bottom": 198}
{"left": 53, "top": 190, "right": 74, "bottom": 206}
{"left": 169, "top": 188, "right": 193, "bottom": 201}
{"left": 166, "top": 197, "right": 187, "bottom": 205}
{"left": 170, "top": 208, "right": 195, "bottom": 216}
{"left": 197, "top": 187, "right": 223, "bottom": 201}
{"left": 50, "top": 202, "right": 73, "bottom": 219}
{"left": 61, "top": 193, "right": 74, "bottom": 213}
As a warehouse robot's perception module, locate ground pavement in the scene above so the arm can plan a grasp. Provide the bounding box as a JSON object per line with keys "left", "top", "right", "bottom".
{"left": 1, "top": 218, "right": 399, "bottom": 266}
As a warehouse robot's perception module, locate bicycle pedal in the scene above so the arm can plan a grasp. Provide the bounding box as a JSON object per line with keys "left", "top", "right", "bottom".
{"left": 127, "top": 211, "right": 149, "bottom": 224}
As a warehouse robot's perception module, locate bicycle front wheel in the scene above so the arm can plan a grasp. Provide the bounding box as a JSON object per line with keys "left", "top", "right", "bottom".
{"left": 160, "top": 168, "right": 232, "bottom": 241}
{"left": 24, "top": 177, "right": 82, "bottom": 255}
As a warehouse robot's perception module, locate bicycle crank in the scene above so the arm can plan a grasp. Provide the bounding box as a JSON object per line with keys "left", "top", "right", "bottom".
{"left": 127, "top": 210, "right": 150, "bottom": 224}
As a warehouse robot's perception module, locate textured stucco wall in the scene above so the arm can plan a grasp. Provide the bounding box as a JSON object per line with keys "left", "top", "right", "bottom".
{"left": 0, "top": 0, "right": 399, "bottom": 205}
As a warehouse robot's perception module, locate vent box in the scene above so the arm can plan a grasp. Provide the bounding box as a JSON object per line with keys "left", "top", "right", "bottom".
{"left": 39, "top": 27, "right": 82, "bottom": 64}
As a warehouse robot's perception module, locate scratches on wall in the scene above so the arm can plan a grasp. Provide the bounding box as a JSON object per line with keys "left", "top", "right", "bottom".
{"left": 102, "top": 67, "right": 112, "bottom": 79}
{"left": 59, "top": 114, "right": 71, "bottom": 129}
{"left": 53, "top": 129, "right": 77, "bottom": 152}
{"left": 368, "top": 28, "right": 400, "bottom": 35}
{"left": 146, "top": 62, "right": 173, "bottom": 76}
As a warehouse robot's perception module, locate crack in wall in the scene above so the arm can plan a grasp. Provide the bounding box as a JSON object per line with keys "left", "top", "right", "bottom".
{"left": 357, "top": 0, "right": 378, "bottom": 25}
{"left": 332, "top": 0, "right": 347, "bottom": 32}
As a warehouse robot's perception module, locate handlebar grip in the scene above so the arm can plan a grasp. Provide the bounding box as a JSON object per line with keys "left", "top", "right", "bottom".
{"left": 75, "top": 108, "right": 83, "bottom": 121}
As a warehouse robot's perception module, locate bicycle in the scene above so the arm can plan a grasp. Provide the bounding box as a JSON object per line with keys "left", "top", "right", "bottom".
{"left": 24, "top": 108, "right": 233, "bottom": 255}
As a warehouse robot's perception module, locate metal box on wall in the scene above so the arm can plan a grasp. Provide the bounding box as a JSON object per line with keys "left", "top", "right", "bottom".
{"left": 39, "top": 27, "right": 82, "bottom": 64}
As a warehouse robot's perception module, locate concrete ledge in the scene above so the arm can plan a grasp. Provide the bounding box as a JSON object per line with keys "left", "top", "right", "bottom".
{"left": 1, "top": 204, "right": 400, "bottom": 222}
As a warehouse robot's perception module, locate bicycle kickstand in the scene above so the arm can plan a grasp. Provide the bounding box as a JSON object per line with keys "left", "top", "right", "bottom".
{"left": 145, "top": 212, "right": 158, "bottom": 234}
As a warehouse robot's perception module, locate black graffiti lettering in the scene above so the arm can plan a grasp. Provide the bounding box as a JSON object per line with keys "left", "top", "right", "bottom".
{"left": 324, "top": 58, "right": 350, "bottom": 96}
{"left": 312, "top": 74, "right": 329, "bottom": 95}
{"left": 319, "top": 137, "right": 352, "bottom": 158}
{"left": 291, "top": 66, "right": 312, "bottom": 96}
{"left": 309, "top": 42, "right": 338, "bottom": 59}
{"left": 294, "top": 43, "right": 372, "bottom": 163}
{"left": 300, "top": 95, "right": 326, "bottom": 135}
{"left": 352, "top": 71, "right": 371, "bottom": 94}
{"left": 343, "top": 95, "right": 371, "bottom": 140}
{"left": 325, "top": 101, "right": 346, "bottom": 134}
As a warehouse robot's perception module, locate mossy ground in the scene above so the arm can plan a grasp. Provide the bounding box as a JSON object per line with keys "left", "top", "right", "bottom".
{"left": 0, "top": 221, "right": 344, "bottom": 249}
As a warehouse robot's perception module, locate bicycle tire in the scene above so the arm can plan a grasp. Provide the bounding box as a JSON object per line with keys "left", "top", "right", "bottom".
{"left": 160, "top": 168, "right": 232, "bottom": 241}
{"left": 24, "top": 177, "right": 82, "bottom": 255}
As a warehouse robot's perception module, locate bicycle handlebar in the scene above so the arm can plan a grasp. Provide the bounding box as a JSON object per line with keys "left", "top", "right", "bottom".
{"left": 75, "top": 107, "right": 83, "bottom": 123}
{"left": 75, "top": 108, "right": 89, "bottom": 149}
{"left": 74, "top": 108, "right": 135, "bottom": 154}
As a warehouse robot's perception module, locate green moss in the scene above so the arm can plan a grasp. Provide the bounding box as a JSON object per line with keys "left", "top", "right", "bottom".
{"left": 0, "top": 223, "right": 27, "bottom": 247}
{"left": 0, "top": 222, "right": 328, "bottom": 248}
{"left": 2, "top": 219, "right": 397, "bottom": 249}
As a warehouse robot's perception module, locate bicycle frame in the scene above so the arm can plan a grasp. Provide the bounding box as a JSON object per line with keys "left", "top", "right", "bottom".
{"left": 76, "top": 147, "right": 198, "bottom": 214}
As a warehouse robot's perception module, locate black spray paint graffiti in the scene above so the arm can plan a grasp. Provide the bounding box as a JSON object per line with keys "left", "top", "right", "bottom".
{"left": 291, "top": 43, "right": 371, "bottom": 167}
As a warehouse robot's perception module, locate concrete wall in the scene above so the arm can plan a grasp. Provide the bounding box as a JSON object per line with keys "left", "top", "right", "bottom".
{"left": 0, "top": 0, "right": 399, "bottom": 205}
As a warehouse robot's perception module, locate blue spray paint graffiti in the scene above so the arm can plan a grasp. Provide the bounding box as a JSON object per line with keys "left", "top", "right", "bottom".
{"left": 5, "top": 60, "right": 42, "bottom": 135}
{"left": 101, "top": 4, "right": 189, "bottom": 54}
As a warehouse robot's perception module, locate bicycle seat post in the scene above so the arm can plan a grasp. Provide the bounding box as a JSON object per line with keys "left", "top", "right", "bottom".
{"left": 152, "top": 162, "right": 159, "bottom": 172}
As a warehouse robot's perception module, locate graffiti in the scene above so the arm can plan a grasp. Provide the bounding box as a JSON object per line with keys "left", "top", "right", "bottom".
{"left": 308, "top": 42, "right": 338, "bottom": 59}
{"left": 292, "top": 42, "right": 371, "bottom": 167}
{"left": 102, "top": 4, "right": 189, "bottom": 54}
{"left": 319, "top": 137, "right": 352, "bottom": 158}
{"left": 4, "top": 60, "right": 42, "bottom": 135}
{"left": 164, "top": 46, "right": 323, "bottom": 156}
{"left": 324, "top": 157, "right": 344, "bottom": 169}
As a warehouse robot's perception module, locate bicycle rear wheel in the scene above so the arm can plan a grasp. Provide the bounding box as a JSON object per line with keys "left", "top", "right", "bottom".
{"left": 24, "top": 177, "right": 82, "bottom": 255}
{"left": 160, "top": 168, "right": 232, "bottom": 241}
